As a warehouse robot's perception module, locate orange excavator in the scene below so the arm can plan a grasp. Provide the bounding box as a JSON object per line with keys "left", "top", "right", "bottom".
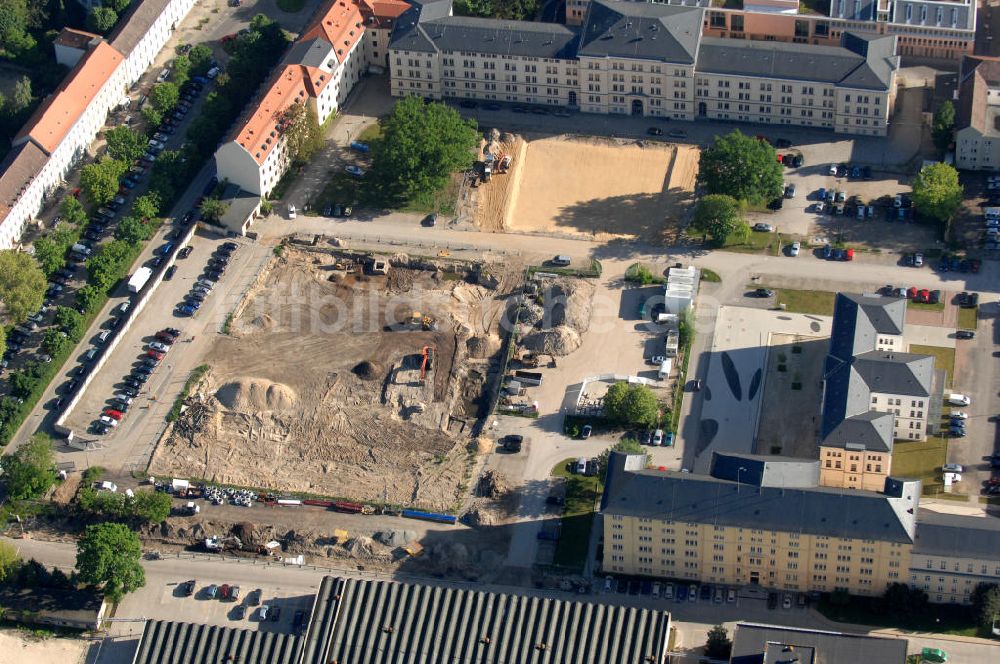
{"left": 421, "top": 346, "right": 435, "bottom": 380}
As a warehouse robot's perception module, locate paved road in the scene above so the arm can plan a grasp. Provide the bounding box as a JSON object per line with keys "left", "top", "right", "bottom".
{"left": 7, "top": 537, "right": 998, "bottom": 664}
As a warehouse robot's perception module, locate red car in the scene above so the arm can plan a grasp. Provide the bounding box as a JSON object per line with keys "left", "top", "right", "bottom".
{"left": 103, "top": 409, "right": 123, "bottom": 421}
{"left": 844, "top": 248, "right": 854, "bottom": 261}
{"left": 220, "top": 584, "right": 231, "bottom": 600}
{"left": 907, "top": 286, "right": 918, "bottom": 300}
{"left": 916, "top": 289, "right": 931, "bottom": 303}
{"left": 147, "top": 350, "right": 165, "bottom": 361}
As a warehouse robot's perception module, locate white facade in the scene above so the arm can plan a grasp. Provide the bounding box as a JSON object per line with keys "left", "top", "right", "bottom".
{"left": 112, "top": 0, "right": 199, "bottom": 88}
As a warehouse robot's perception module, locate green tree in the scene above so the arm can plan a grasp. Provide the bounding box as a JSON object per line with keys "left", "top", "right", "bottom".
{"left": 115, "top": 216, "right": 155, "bottom": 244}
{"left": 932, "top": 100, "right": 956, "bottom": 153}
{"left": 911, "top": 162, "right": 963, "bottom": 229}
{"left": 0, "top": 434, "right": 57, "bottom": 500}
{"left": 188, "top": 44, "right": 213, "bottom": 76}
{"left": 603, "top": 382, "right": 660, "bottom": 427}
{"left": 8, "top": 369, "right": 36, "bottom": 398}
{"left": 80, "top": 157, "right": 128, "bottom": 206}
{"left": 881, "top": 582, "right": 928, "bottom": 623}
{"left": 200, "top": 197, "right": 229, "bottom": 223}
{"left": 0, "top": 0, "right": 36, "bottom": 56}
{"left": 150, "top": 82, "right": 179, "bottom": 114}
{"left": 171, "top": 54, "right": 191, "bottom": 88}
{"left": 972, "top": 583, "right": 1000, "bottom": 629}
{"left": 86, "top": 6, "right": 118, "bottom": 33}
{"left": 704, "top": 624, "right": 732, "bottom": 660}
{"left": 698, "top": 130, "right": 784, "bottom": 205}
{"left": 54, "top": 306, "right": 85, "bottom": 340}
{"left": 141, "top": 106, "right": 162, "bottom": 128}
{"left": 105, "top": 126, "right": 147, "bottom": 163}
{"left": 453, "top": 0, "right": 539, "bottom": 20}
{"left": 107, "top": 0, "right": 132, "bottom": 14}
{"left": 133, "top": 192, "right": 160, "bottom": 221}
{"left": 133, "top": 491, "right": 172, "bottom": 522}
{"left": 87, "top": 240, "right": 135, "bottom": 292}
{"left": 76, "top": 523, "right": 145, "bottom": 602}
{"left": 373, "top": 96, "right": 479, "bottom": 201}
{"left": 280, "top": 102, "right": 325, "bottom": 164}
{"left": 41, "top": 328, "right": 70, "bottom": 356}
{"left": 6, "top": 76, "right": 33, "bottom": 116}
{"left": 693, "top": 194, "right": 747, "bottom": 247}
{"left": 0, "top": 250, "right": 46, "bottom": 323}
{"left": 33, "top": 225, "right": 80, "bottom": 276}
{"left": 0, "top": 541, "right": 20, "bottom": 583}
{"left": 61, "top": 197, "right": 89, "bottom": 226}
{"left": 75, "top": 284, "right": 102, "bottom": 313}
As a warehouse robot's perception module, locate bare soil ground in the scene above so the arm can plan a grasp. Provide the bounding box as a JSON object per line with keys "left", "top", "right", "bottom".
{"left": 0, "top": 631, "right": 88, "bottom": 664}
{"left": 149, "top": 246, "right": 519, "bottom": 511}
{"left": 494, "top": 135, "right": 698, "bottom": 241}
{"left": 473, "top": 133, "right": 525, "bottom": 233}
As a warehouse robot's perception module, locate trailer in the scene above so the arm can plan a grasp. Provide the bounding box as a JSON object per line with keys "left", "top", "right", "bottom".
{"left": 513, "top": 370, "right": 543, "bottom": 386}
{"left": 332, "top": 501, "right": 366, "bottom": 514}
{"left": 401, "top": 509, "right": 457, "bottom": 525}
{"left": 128, "top": 267, "right": 153, "bottom": 293}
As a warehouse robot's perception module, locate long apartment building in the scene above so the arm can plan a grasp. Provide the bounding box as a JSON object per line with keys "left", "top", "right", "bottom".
{"left": 955, "top": 55, "right": 1000, "bottom": 172}
{"left": 389, "top": 0, "right": 899, "bottom": 136}
{"left": 566, "top": 0, "right": 974, "bottom": 60}
{"left": 603, "top": 451, "right": 1000, "bottom": 604}
{"left": 214, "top": 0, "right": 410, "bottom": 200}
{"left": 819, "top": 293, "right": 938, "bottom": 491}
{"left": 0, "top": 0, "right": 198, "bottom": 249}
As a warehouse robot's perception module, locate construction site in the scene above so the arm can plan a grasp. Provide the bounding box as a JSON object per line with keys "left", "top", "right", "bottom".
{"left": 148, "top": 244, "right": 521, "bottom": 512}
{"left": 463, "top": 132, "right": 699, "bottom": 241}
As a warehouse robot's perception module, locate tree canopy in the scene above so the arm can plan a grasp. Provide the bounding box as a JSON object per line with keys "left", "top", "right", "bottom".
{"left": 603, "top": 382, "right": 660, "bottom": 427}
{"left": 105, "top": 126, "right": 147, "bottom": 164}
{"left": 87, "top": 240, "right": 137, "bottom": 293}
{"left": 705, "top": 625, "right": 732, "bottom": 660}
{"left": 55, "top": 306, "right": 85, "bottom": 340}
{"left": 281, "top": 102, "right": 325, "bottom": 164}
{"left": 911, "top": 162, "right": 963, "bottom": 228}
{"left": 200, "top": 197, "right": 229, "bottom": 223}
{"left": 0, "top": 541, "right": 20, "bottom": 583}
{"left": 80, "top": 157, "right": 128, "bottom": 206}
{"left": 188, "top": 44, "right": 214, "bottom": 76}
{"left": 86, "top": 7, "right": 119, "bottom": 34}
{"left": 972, "top": 583, "right": 1000, "bottom": 629}
{"left": 0, "top": 249, "right": 46, "bottom": 323}
{"left": 372, "top": 96, "right": 479, "bottom": 201}
{"left": 34, "top": 225, "right": 80, "bottom": 276}
{"left": 692, "top": 194, "right": 747, "bottom": 247}
{"left": 0, "top": 434, "right": 57, "bottom": 500}
{"left": 150, "top": 82, "right": 180, "bottom": 114}
{"left": 932, "top": 100, "right": 956, "bottom": 153}
{"left": 453, "top": 0, "right": 539, "bottom": 20}
{"left": 0, "top": 0, "right": 37, "bottom": 56}
{"left": 76, "top": 523, "right": 146, "bottom": 601}
{"left": 697, "top": 130, "right": 784, "bottom": 205}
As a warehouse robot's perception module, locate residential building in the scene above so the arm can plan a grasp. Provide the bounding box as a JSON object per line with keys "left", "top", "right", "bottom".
{"left": 0, "top": 586, "right": 107, "bottom": 631}
{"left": 819, "top": 293, "right": 938, "bottom": 490}
{"left": 729, "top": 623, "right": 909, "bottom": 664}
{"left": 214, "top": 0, "right": 410, "bottom": 200}
{"left": 601, "top": 452, "right": 919, "bottom": 596}
{"left": 133, "top": 575, "right": 672, "bottom": 664}
{"left": 909, "top": 511, "right": 1000, "bottom": 604}
{"left": 389, "top": 1, "right": 898, "bottom": 135}
{"left": 828, "top": 0, "right": 976, "bottom": 59}
{"left": 710, "top": 451, "right": 821, "bottom": 489}
{"left": 955, "top": 55, "right": 1000, "bottom": 172}
{"left": 0, "top": 0, "right": 198, "bottom": 248}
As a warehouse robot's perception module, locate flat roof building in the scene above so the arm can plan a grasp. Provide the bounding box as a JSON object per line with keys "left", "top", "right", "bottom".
{"left": 729, "top": 622, "right": 908, "bottom": 664}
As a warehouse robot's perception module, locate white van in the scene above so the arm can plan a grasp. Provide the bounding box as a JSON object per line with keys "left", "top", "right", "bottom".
{"left": 551, "top": 255, "right": 571, "bottom": 266}
{"left": 658, "top": 358, "right": 672, "bottom": 380}
{"left": 946, "top": 393, "right": 971, "bottom": 406}
{"left": 652, "top": 429, "right": 664, "bottom": 446}
{"left": 288, "top": 204, "right": 297, "bottom": 219}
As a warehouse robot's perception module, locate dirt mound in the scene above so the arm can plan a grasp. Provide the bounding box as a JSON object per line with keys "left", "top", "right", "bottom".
{"left": 373, "top": 529, "right": 417, "bottom": 547}
{"left": 353, "top": 361, "right": 383, "bottom": 380}
{"left": 252, "top": 314, "right": 274, "bottom": 330}
{"left": 466, "top": 335, "right": 500, "bottom": 359}
{"left": 344, "top": 536, "right": 377, "bottom": 557}
{"left": 477, "top": 470, "right": 508, "bottom": 498}
{"left": 520, "top": 326, "right": 582, "bottom": 356}
{"left": 463, "top": 504, "right": 500, "bottom": 526}
{"left": 216, "top": 379, "right": 297, "bottom": 411}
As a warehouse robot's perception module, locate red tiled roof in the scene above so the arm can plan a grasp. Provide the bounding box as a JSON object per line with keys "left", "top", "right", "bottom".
{"left": 54, "top": 27, "right": 101, "bottom": 50}
{"left": 300, "top": 0, "right": 366, "bottom": 64}
{"left": 359, "top": 0, "right": 411, "bottom": 29}
{"left": 235, "top": 65, "right": 310, "bottom": 166}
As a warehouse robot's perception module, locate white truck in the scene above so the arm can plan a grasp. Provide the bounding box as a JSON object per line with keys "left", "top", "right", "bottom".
{"left": 128, "top": 267, "right": 153, "bottom": 293}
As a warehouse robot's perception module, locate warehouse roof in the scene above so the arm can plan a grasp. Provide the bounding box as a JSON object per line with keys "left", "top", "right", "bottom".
{"left": 913, "top": 510, "right": 1000, "bottom": 560}
{"left": 577, "top": 1, "right": 702, "bottom": 64}
{"left": 697, "top": 33, "right": 896, "bottom": 91}
{"left": 710, "top": 452, "right": 820, "bottom": 488}
{"left": 301, "top": 576, "right": 671, "bottom": 664}
{"left": 602, "top": 453, "right": 920, "bottom": 543}
{"left": 131, "top": 620, "right": 301, "bottom": 664}
{"left": 730, "top": 622, "right": 908, "bottom": 664}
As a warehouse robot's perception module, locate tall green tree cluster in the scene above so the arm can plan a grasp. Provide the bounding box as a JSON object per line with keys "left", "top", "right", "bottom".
{"left": 603, "top": 382, "right": 661, "bottom": 427}
{"left": 76, "top": 523, "right": 146, "bottom": 602}
{"left": 911, "top": 162, "right": 963, "bottom": 231}
{"left": 453, "top": 0, "right": 539, "bottom": 20}
{"left": 80, "top": 157, "right": 128, "bottom": 206}
{"left": 932, "top": 100, "right": 956, "bottom": 153}
{"left": 692, "top": 194, "right": 748, "bottom": 247}
{"left": 0, "top": 434, "right": 56, "bottom": 500}
{"left": 280, "top": 102, "right": 325, "bottom": 164}
{"left": 697, "top": 130, "right": 784, "bottom": 206}
{"left": 0, "top": 249, "right": 46, "bottom": 322}
{"left": 372, "top": 96, "right": 479, "bottom": 201}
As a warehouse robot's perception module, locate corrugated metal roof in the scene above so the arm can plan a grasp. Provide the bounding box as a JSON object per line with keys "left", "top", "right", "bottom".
{"left": 131, "top": 620, "right": 301, "bottom": 664}
{"left": 303, "top": 576, "right": 671, "bottom": 664}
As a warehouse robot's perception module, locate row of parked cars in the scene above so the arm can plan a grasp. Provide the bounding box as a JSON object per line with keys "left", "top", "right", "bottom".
{"left": 174, "top": 242, "right": 237, "bottom": 316}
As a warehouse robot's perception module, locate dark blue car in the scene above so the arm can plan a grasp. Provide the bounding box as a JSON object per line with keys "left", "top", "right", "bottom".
{"left": 157, "top": 242, "right": 174, "bottom": 256}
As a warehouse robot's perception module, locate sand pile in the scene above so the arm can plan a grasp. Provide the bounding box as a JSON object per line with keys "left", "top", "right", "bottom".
{"left": 466, "top": 335, "right": 500, "bottom": 359}
{"left": 521, "top": 326, "right": 582, "bottom": 356}
{"left": 477, "top": 470, "right": 508, "bottom": 498}
{"left": 216, "top": 379, "right": 297, "bottom": 411}
{"left": 518, "top": 278, "right": 594, "bottom": 356}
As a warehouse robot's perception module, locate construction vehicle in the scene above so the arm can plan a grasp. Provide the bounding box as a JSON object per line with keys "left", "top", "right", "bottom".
{"left": 421, "top": 346, "right": 435, "bottom": 380}
{"left": 515, "top": 351, "right": 540, "bottom": 368}
{"left": 483, "top": 154, "right": 494, "bottom": 182}
{"left": 497, "top": 154, "right": 512, "bottom": 172}
{"left": 205, "top": 535, "right": 242, "bottom": 552}
{"left": 176, "top": 501, "right": 200, "bottom": 516}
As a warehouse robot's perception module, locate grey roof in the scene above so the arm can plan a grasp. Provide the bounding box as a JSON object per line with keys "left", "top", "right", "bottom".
{"left": 302, "top": 576, "right": 670, "bottom": 664}
{"left": 829, "top": 293, "right": 907, "bottom": 363}
{"left": 110, "top": 0, "right": 173, "bottom": 57}
{"left": 131, "top": 620, "right": 301, "bottom": 664}
{"left": 710, "top": 452, "right": 820, "bottom": 488}
{"left": 577, "top": 1, "right": 702, "bottom": 64}
{"left": 696, "top": 33, "right": 897, "bottom": 91}
{"left": 731, "top": 622, "right": 908, "bottom": 664}
{"left": 0, "top": 586, "right": 104, "bottom": 629}
{"left": 286, "top": 38, "right": 334, "bottom": 69}
{"left": 852, "top": 351, "right": 933, "bottom": 397}
{"left": 390, "top": 1, "right": 579, "bottom": 59}
{"left": 821, "top": 410, "right": 895, "bottom": 453}
{"left": 913, "top": 510, "right": 1000, "bottom": 560}
{"left": 891, "top": 0, "right": 976, "bottom": 32}
{"left": 602, "top": 453, "right": 920, "bottom": 543}
{"left": 0, "top": 140, "right": 48, "bottom": 222}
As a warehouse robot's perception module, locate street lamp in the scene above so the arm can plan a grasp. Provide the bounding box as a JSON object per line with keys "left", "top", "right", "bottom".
{"left": 737, "top": 466, "right": 747, "bottom": 493}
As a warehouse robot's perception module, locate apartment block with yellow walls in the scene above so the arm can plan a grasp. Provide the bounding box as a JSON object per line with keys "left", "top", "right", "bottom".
{"left": 601, "top": 452, "right": 918, "bottom": 597}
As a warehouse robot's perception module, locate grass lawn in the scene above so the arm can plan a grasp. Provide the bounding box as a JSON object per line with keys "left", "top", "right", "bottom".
{"left": 763, "top": 287, "right": 836, "bottom": 316}
{"left": 909, "top": 344, "right": 955, "bottom": 385}
{"left": 700, "top": 268, "right": 721, "bottom": 283}
{"left": 817, "top": 595, "right": 978, "bottom": 636}
{"left": 722, "top": 230, "right": 777, "bottom": 254}
{"left": 891, "top": 435, "right": 947, "bottom": 493}
{"left": 958, "top": 305, "right": 978, "bottom": 330}
{"left": 551, "top": 459, "right": 603, "bottom": 571}
{"left": 310, "top": 167, "right": 459, "bottom": 216}
{"left": 356, "top": 124, "right": 383, "bottom": 144}
{"left": 908, "top": 300, "right": 945, "bottom": 312}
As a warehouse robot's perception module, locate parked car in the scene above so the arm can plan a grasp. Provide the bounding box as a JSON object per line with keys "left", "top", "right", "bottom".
{"left": 956, "top": 330, "right": 975, "bottom": 340}
{"left": 752, "top": 222, "right": 774, "bottom": 232}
